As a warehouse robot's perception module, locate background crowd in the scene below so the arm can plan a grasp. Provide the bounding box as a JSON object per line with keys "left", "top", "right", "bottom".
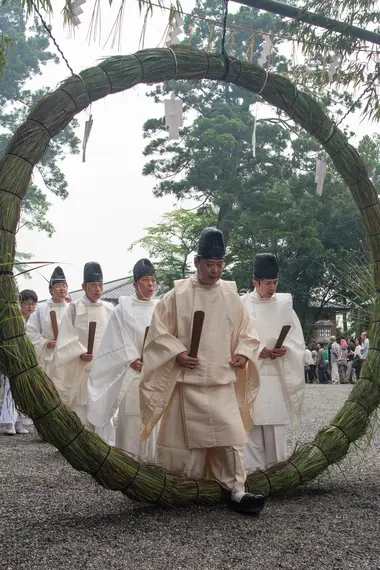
{"left": 304, "top": 332, "right": 369, "bottom": 385}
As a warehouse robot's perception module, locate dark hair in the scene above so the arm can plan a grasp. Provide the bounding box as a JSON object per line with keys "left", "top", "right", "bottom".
{"left": 19, "top": 289, "right": 38, "bottom": 304}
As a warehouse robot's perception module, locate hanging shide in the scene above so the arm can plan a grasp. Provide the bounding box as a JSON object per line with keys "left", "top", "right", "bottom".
{"left": 1, "top": 46, "right": 380, "bottom": 507}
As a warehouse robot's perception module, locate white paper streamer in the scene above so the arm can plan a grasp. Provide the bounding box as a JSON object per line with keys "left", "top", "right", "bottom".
{"left": 165, "top": 13, "right": 184, "bottom": 46}
{"left": 258, "top": 35, "right": 272, "bottom": 67}
{"left": 315, "top": 158, "right": 327, "bottom": 196}
{"left": 249, "top": 103, "right": 259, "bottom": 158}
{"left": 71, "top": 0, "right": 86, "bottom": 27}
{"left": 164, "top": 93, "right": 183, "bottom": 140}
{"left": 327, "top": 52, "right": 342, "bottom": 82}
{"left": 252, "top": 117, "right": 257, "bottom": 158}
{"left": 82, "top": 114, "right": 93, "bottom": 163}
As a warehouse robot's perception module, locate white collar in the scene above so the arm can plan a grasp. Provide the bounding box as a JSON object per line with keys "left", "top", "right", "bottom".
{"left": 252, "top": 288, "right": 276, "bottom": 302}
{"left": 83, "top": 294, "right": 101, "bottom": 304}
{"left": 133, "top": 292, "right": 155, "bottom": 304}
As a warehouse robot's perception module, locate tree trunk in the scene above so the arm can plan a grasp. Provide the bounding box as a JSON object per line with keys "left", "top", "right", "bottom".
{"left": 217, "top": 201, "right": 232, "bottom": 246}
{"left": 181, "top": 254, "right": 188, "bottom": 278}
{"left": 217, "top": 135, "right": 246, "bottom": 247}
{"left": 343, "top": 311, "right": 348, "bottom": 333}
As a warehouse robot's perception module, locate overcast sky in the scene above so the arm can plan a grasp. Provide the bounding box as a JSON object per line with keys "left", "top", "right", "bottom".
{"left": 13, "top": 0, "right": 375, "bottom": 299}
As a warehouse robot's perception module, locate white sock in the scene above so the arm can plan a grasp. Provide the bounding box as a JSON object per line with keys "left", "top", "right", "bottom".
{"left": 231, "top": 491, "right": 247, "bottom": 503}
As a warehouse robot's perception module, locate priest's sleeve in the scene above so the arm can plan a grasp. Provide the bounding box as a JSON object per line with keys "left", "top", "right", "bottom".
{"left": 139, "top": 290, "right": 187, "bottom": 441}
{"left": 53, "top": 305, "right": 86, "bottom": 367}
{"left": 26, "top": 308, "right": 49, "bottom": 361}
{"left": 88, "top": 305, "right": 140, "bottom": 428}
{"left": 50, "top": 305, "right": 86, "bottom": 404}
{"left": 233, "top": 305, "right": 261, "bottom": 432}
{"left": 281, "top": 310, "right": 306, "bottom": 425}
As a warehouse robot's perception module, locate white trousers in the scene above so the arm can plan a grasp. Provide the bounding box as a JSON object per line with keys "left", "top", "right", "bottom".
{"left": 0, "top": 377, "right": 32, "bottom": 428}
{"left": 345, "top": 361, "right": 356, "bottom": 383}
{"left": 157, "top": 442, "right": 247, "bottom": 493}
{"left": 116, "top": 402, "right": 157, "bottom": 462}
{"left": 245, "top": 425, "right": 287, "bottom": 472}
{"left": 331, "top": 361, "right": 340, "bottom": 384}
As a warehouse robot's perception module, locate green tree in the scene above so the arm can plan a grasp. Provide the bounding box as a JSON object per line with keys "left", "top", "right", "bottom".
{"left": 140, "top": 0, "right": 370, "bottom": 332}
{"left": 143, "top": 0, "right": 292, "bottom": 244}
{"left": 0, "top": 2, "right": 80, "bottom": 236}
{"left": 13, "top": 0, "right": 379, "bottom": 119}
{"left": 130, "top": 208, "right": 217, "bottom": 290}
{"left": 6, "top": 0, "right": 378, "bottom": 124}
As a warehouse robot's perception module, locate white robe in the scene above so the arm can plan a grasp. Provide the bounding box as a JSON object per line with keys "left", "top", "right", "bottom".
{"left": 88, "top": 295, "right": 158, "bottom": 461}
{"left": 241, "top": 290, "right": 305, "bottom": 471}
{"left": 0, "top": 376, "right": 32, "bottom": 427}
{"left": 140, "top": 277, "right": 260, "bottom": 492}
{"left": 26, "top": 299, "right": 68, "bottom": 375}
{"left": 51, "top": 295, "right": 114, "bottom": 430}
{"left": 1, "top": 317, "right": 32, "bottom": 428}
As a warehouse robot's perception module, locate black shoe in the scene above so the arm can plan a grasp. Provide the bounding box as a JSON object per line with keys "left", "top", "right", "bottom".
{"left": 228, "top": 493, "right": 265, "bottom": 515}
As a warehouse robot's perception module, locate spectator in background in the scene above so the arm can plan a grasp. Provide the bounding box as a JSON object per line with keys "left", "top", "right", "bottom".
{"left": 330, "top": 336, "right": 340, "bottom": 384}
{"left": 0, "top": 289, "right": 37, "bottom": 435}
{"left": 324, "top": 344, "right": 330, "bottom": 382}
{"left": 347, "top": 338, "right": 355, "bottom": 354}
{"left": 361, "top": 332, "right": 369, "bottom": 361}
{"left": 346, "top": 338, "right": 356, "bottom": 384}
{"left": 317, "top": 343, "right": 328, "bottom": 384}
{"left": 352, "top": 337, "right": 363, "bottom": 381}
{"left": 304, "top": 345, "right": 313, "bottom": 383}
{"left": 338, "top": 338, "right": 348, "bottom": 384}
{"left": 310, "top": 344, "right": 317, "bottom": 382}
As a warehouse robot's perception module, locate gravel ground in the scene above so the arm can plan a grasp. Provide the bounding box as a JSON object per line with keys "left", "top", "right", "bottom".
{"left": 1, "top": 384, "right": 380, "bottom": 570}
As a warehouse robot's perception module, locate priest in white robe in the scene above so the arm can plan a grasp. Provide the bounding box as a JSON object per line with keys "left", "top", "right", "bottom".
{"left": 140, "top": 228, "right": 265, "bottom": 514}
{"left": 1, "top": 289, "right": 38, "bottom": 435}
{"left": 51, "top": 262, "right": 114, "bottom": 436}
{"left": 241, "top": 253, "right": 305, "bottom": 472}
{"left": 88, "top": 258, "right": 158, "bottom": 460}
{"left": 26, "top": 266, "right": 69, "bottom": 376}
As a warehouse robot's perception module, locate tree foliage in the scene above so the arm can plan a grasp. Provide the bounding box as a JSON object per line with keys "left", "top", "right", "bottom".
{"left": 139, "top": 0, "right": 373, "bottom": 332}
{"left": 0, "top": 2, "right": 80, "bottom": 236}
{"left": 281, "top": 0, "right": 380, "bottom": 122}
{"left": 8, "top": 0, "right": 379, "bottom": 120}
{"left": 130, "top": 208, "right": 217, "bottom": 290}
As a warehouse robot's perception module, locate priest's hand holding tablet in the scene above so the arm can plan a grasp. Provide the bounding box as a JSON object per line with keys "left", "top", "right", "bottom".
{"left": 80, "top": 353, "right": 93, "bottom": 362}
{"left": 47, "top": 340, "right": 56, "bottom": 349}
{"left": 131, "top": 359, "right": 143, "bottom": 371}
{"left": 176, "top": 351, "right": 199, "bottom": 369}
{"left": 259, "top": 347, "right": 273, "bottom": 359}
{"left": 259, "top": 346, "right": 287, "bottom": 359}
{"left": 260, "top": 326, "right": 290, "bottom": 359}
{"left": 271, "top": 347, "right": 287, "bottom": 358}
{"left": 230, "top": 354, "right": 248, "bottom": 368}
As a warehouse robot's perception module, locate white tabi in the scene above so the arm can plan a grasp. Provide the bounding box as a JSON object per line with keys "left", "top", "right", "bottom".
{"left": 26, "top": 299, "right": 68, "bottom": 375}
{"left": 88, "top": 295, "right": 158, "bottom": 461}
{"left": 241, "top": 290, "right": 305, "bottom": 471}
{"left": 140, "top": 277, "right": 260, "bottom": 493}
{"left": 51, "top": 294, "right": 114, "bottom": 438}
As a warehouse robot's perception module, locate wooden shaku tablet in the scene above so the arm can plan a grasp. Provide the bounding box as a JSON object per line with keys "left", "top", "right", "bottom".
{"left": 189, "top": 311, "right": 205, "bottom": 358}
